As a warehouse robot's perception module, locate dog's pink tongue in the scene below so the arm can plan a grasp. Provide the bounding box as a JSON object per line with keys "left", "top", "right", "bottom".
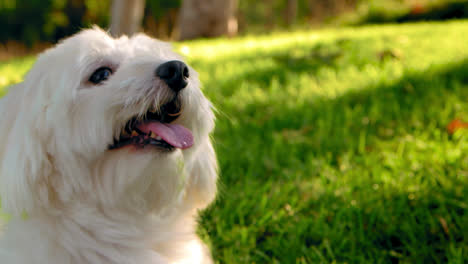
{"left": 136, "top": 122, "right": 193, "bottom": 149}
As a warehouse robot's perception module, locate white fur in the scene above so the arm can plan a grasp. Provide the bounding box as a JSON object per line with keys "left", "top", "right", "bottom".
{"left": 0, "top": 28, "right": 218, "bottom": 264}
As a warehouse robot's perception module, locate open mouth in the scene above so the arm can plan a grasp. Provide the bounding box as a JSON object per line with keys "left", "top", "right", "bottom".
{"left": 109, "top": 99, "right": 194, "bottom": 151}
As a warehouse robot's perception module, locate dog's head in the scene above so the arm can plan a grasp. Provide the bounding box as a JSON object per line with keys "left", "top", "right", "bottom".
{"left": 0, "top": 28, "right": 217, "bottom": 215}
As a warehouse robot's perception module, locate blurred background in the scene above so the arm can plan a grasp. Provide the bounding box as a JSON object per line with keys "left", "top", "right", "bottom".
{"left": 0, "top": 0, "right": 468, "bottom": 58}
{"left": 1, "top": 0, "right": 468, "bottom": 263}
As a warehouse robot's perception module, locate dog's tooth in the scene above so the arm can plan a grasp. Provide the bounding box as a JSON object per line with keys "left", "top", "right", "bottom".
{"left": 131, "top": 130, "right": 139, "bottom": 137}
{"left": 149, "top": 131, "right": 158, "bottom": 139}
{"left": 156, "top": 136, "right": 162, "bottom": 140}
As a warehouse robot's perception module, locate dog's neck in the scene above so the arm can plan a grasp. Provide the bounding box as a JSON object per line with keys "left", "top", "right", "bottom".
{"left": 22, "top": 190, "right": 198, "bottom": 263}
{"left": 20, "top": 149, "right": 198, "bottom": 263}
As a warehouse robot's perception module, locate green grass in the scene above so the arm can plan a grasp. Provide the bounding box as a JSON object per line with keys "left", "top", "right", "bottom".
{"left": 1, "top": 20, "right": 468, "bottom": 263}
{"left": 0, "top": 56, "right": 34, "bottom": 96}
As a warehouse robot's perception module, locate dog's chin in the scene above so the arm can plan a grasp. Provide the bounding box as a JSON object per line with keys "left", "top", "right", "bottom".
{"left": 95, "top": 146, "right": 187, "bottom": 212}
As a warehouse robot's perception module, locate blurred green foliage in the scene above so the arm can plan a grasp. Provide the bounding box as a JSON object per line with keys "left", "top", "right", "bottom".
{"left": 145, "top": 0, "right": 180, "bottom": 19}
{"left": 0, "top": 0, "right": 110, "bottom": 45}
{"left": 0, "top": 0, "right": 467, "bottom": 44}
{"left": 353, "top": 0, "right": 468, "bottom": 25}
{"left": 0, "top": 0, "right": 184, "bottom": 45}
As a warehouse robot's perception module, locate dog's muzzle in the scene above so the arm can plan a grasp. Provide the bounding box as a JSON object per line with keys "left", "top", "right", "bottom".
{"left": 109, "top": 60, "right": 193, "bottom": 151}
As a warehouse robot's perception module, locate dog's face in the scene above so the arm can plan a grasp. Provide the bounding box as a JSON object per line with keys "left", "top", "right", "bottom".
{"left": 0, "top": 28, "right": 216, "bottom": 215}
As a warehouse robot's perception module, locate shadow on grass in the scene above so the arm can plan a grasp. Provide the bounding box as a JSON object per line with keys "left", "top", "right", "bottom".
{"left": 213, "top": 58, "right": 468, "bottom": 180}
{"left": 203, "top": 172, "right": 467, "bottom": 262}
{"left": 201, "top": 59, "right": 468, "bottom": 263}
{"left": 207, "top": 183, "right": 467, "bottom": 263}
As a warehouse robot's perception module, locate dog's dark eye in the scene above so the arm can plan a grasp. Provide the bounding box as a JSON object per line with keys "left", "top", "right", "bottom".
{"left": 89, "top": 67, "right": 113, "bottom": 84}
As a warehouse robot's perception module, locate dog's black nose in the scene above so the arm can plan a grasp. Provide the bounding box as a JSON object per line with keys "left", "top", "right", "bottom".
{"left": 156, "top": 60, "right": 189, "bottom": 92}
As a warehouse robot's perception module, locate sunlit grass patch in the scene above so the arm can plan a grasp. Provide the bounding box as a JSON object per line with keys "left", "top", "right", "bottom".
{"left": 0, "top": 56, "right": 35, "bottom": 95}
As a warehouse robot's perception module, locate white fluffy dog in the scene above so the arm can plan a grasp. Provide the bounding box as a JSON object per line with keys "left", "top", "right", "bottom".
{"left": 0, "top": 28, "right": 218, "bottom": 264}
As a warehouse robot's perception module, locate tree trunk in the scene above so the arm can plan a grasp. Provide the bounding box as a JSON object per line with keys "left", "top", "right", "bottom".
{"left": 264, "top": 0, "right": 275, "bottom": 30}
{"left": 285, "top": 0, "right": 298, "bottom": 26}
{"left": 179, "top": 0, "right": 238, "bottom": 40}
{"left": 110, "top": 0, "right": 146, "bottom": 37}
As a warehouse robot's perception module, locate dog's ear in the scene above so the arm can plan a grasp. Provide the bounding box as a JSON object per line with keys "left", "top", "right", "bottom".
{"left": 186, "top": 138, "right": 218, "bottom": 210}
{"left": 0, "top": 84, "right": 53, "bottom": 215}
